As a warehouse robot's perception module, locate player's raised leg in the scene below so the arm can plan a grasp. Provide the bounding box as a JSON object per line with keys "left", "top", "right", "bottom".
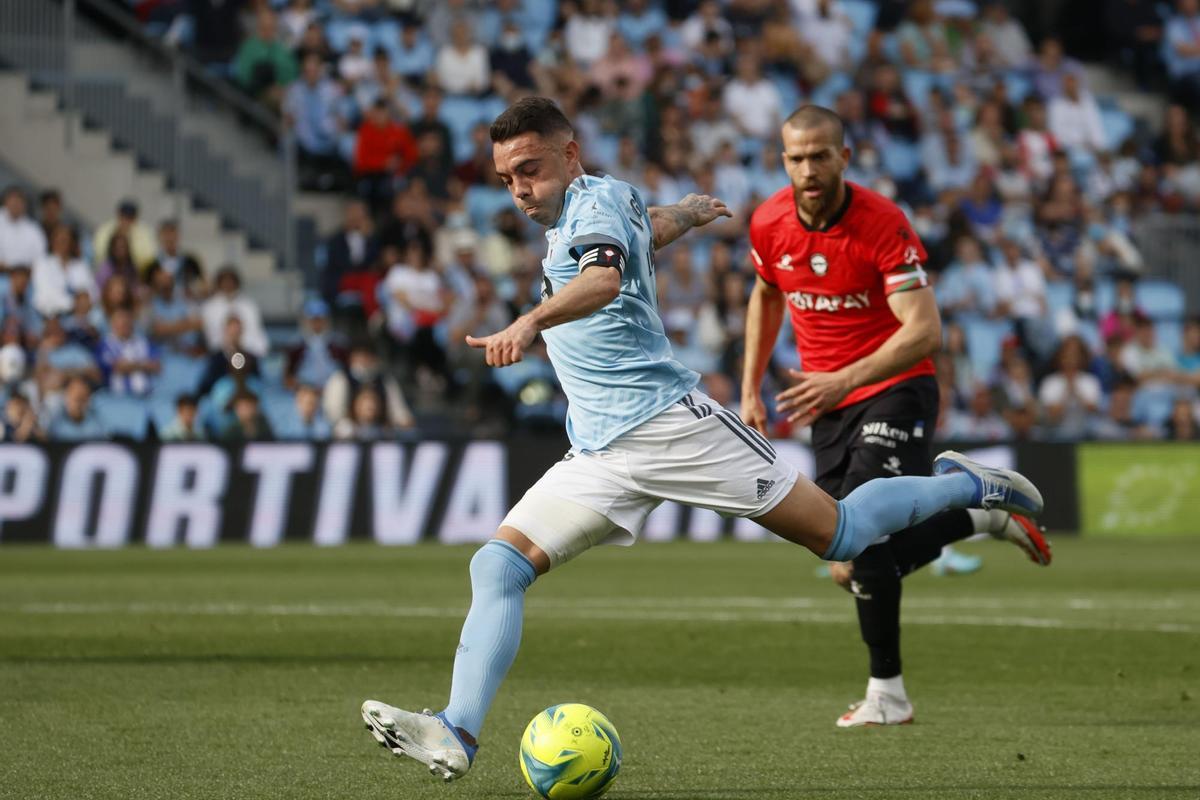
{"left": 753, "top": 451, "right": 1043, "bottom": 559}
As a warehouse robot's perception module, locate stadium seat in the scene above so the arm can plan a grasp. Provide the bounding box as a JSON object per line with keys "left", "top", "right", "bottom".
{"left": 466, "top": 185, "right": 515, "bottom": 232}
{"left": 1093, "top": 279, "right": 1117, "bottom": 316}
{"left": 156, "top": 352, "right": 206, "bottom": 398}
{"left": 1132, "top": 384, "right": 1177, "bottom": 428}
{"left": 881, "top": 141, "right": 921, "bottom": 181}
{"left": 841, "top": 0, "right": 879, "bottom": 37}
{"left": 1136, "top": 279, "right": 1187, "bottom": 320}
{"left": 1045, "top": 281, "right": 1074, "bottom": 316}
{"left": 811, "top": 72, "right": 852, "bottom": 109}
{"left": 1002, "top": 71, "right": 1033, "bottom": 104}
{"left": 1156, "top": 320, "right": 1184, "bottom": 356}
{"left": 903, "top": 71, "right": 937, "bottom": 110}
{"left": 326, "top": 18, "right": 371, "bottom": 53}
{"left": 92, "top": 392, "right": 150, "bottom": 440}
{"left": 438, "top": 96, "right": 487, "bottom": 162}
{"left": 1100, "top": 105, "right": 1135, "bottom": 151}
{"left": 149, "top": 399, "right": 178, "bottom": 435}
{"left": 963, "top": 318, "right": 1014, "bottom": 378}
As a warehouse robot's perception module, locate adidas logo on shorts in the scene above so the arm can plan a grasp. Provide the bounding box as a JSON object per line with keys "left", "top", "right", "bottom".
{"left": 756, "top": 479, "right": 776, "bottom": 500}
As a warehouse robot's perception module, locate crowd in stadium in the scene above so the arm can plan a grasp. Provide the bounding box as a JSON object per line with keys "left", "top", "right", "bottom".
{"left": 3, "top": 0, "right": 1200, "bottom": 442}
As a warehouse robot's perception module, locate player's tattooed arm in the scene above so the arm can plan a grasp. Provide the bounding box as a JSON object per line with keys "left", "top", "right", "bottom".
{"left": 648, "top": 194, "right": 732, "bottom": 250}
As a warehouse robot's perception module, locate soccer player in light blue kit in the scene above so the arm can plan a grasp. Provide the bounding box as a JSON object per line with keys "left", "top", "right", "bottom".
{"left": 361, "top": 97, "right": 1045, "bottom": 782}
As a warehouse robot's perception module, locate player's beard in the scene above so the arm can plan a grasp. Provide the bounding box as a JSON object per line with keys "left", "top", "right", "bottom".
{"left": 793, "top": 179, "right": 840, "bottom": 222}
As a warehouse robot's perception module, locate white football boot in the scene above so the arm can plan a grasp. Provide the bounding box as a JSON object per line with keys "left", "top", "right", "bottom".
{"left": 361, "top": 700, "right": 476, "bottom": 782}
{"left": 836, "top": 694, "right": 915, "bottom": 728}
{"left": 986, "top": 510, "right": 1053, "bottom": 565}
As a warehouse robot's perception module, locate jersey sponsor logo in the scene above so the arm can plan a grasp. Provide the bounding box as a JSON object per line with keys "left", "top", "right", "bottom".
{"left": 810, "top": 253, "right": 828, "bottom": 276}
{"left": 775, "top": 253, "right": 794, "bottom": 271}
{"left": 882, "top": 455, "right": 903, "bottom": 475}
{"left": 860, "top": 421, "right": 911, "bottom": 448}
{"left": 784, "top": 290, "right": 871, "bottom": 313}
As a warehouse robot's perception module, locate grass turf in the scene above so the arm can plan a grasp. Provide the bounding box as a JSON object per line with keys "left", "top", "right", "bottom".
{"left": 1, "top": 536, "right": 1198, "bottom": 800}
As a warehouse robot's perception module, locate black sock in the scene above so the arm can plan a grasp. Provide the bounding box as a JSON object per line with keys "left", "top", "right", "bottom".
{"left": 888, "top": 509, "right": 975, "bottom": 577}
{"left": 851, "top": 544, "right": 903, "bottom": 679}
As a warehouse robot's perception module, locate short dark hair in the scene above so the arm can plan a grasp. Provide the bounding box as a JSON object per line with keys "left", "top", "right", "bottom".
{"left": 783, "top": 105, "right": 845, "bottom": 146}
{"left": 489, "top": 97, "right": 574, "bottom": 144}
{"left": 176, "top": 393, "right": 198, "bottom": 409}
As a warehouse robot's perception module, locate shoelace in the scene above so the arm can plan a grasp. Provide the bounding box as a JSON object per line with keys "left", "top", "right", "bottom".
{"left": 977, "top": 470, "right": 1009, "bottom": 509}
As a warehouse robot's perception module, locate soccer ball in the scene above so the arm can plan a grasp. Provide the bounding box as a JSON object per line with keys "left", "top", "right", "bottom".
{"left": 519, "top": 703, "right": 622, "bottom": 799}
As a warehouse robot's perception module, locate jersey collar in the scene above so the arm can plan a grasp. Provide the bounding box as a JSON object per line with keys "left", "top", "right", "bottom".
{"left": 796, "top": 182, "right": 854, "bottom": 233}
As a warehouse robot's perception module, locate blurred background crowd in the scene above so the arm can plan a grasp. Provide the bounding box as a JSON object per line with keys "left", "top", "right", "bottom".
{"left": 2, "top": 0, "right": 1198, "bottom": 443}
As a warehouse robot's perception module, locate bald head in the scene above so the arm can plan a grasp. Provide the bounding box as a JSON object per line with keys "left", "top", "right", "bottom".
{"left": 783, "top": 105, "right": 845, "bottom": 147}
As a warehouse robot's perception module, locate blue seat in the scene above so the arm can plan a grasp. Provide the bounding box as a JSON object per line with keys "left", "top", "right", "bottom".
{"left": 882, "top": 141, "right": 921, "bottom": 181}
{"left": 903, "top": 71, "right": 937, "bottom": 109}
{"left": 262, "top": 391, "right": 300, "bottom": 436}
{"left": 326, "top": 18, "right": 371, "bottom": 53}
{"left": 1003, "top": 71, "right": 1033, "bottom": 104}
{"left": 150, "top": 399, "right": 178, "bottom": 435}
{"left": 1136, "top": 279, "right": 1186, "bottom": 320}
{"left": 811, "top": 72, "right": 852, "bottom": 109}
{"left": 92, "top": 392, "right": 150, "bottom": 440}
{"left": 963, "top": 318, "right": 1014, "bottom": 379}
{"left": 1132, "top": 385, "right": 1177, "bottom": 428}
{"left": 1045, "top": 281, "right": 1074, "bottom": 316}
{"left": 156, "top": 352, "right": 206, "bottom": 398}
{"left": 439, "top": 96, "right": 487, "bottom": 162}
{"left": 1100, "top": 106, "right": 1135, "bottom": 151}
{"left": 1156, "top": 320, "right": 1184, "bottom": 357}
{"left": 1093, "top": 279, "right": 1117, "bottom": 316}
{"left": 466, "top": 185, "right": 515, "bottom": 232}
{"left": 841, "top": 0, "right": 878, "bottom": 36}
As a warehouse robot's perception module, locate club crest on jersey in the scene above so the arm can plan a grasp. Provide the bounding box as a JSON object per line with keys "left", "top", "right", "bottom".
{"left": 775, "top": 253, "right": 794, "bottom": 271}
{"left": 810, "top": 253, "right": 828, "bottom": 276}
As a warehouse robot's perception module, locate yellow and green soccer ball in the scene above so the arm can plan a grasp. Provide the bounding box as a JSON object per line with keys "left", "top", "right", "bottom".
{"left": 519, "top": 703, "right": 622, "bottom": 799}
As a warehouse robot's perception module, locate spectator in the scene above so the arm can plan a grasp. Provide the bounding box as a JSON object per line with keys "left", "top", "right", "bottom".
{"left": 219, "top": 390, "right": 274, "bottom": 441}
{"left": 979, "top": 1, "right": 1032, "bottom": 68}
{"left": 323, "top": 200, "right": 379, "bottom": 308}
{"left": 447, "top": 271, "right": 512, "bottom": 416}
{"left": 1017, "top": 97, "right": 1057, "bottom": 186}
{"left": 353, "top": 100, "right": 419, "bottom": 216}
{"left": 47, "top": 376, "right": 106, "bottom": 441}
{"left": 37, "top": 189, "right": 63, "bottom": 244}
{"left": 1179, "top": 317, "right": 1200, "bottom": 382}
{"left": 97, "top": 306, "right": 160, "bottom": 397}
{"left": 280, "top": 0, "right": 316, "bottom": 47}
{"left": 391, "top": 21, "right": 437, "bottom": 85}
{"left": 867, "top": 63, "right": 921, "bottom": 143}
{"left": 155, "top": 219, "right": 205, "bottom": 291}
{"left": 992, "top": 351, "right": 1038, "bottom": 438}
{"left": 565, "top": 0, "right": 617, "bottom": 66}
{"left": 1121, "top": 316, "right": 1179, "bottom": 385}
{"left": 323, "top": 341, "right": 414, "bottom": 431}
{"left": 285, "top": 297, "right": 347, "bottom": 390}
{"left": 198, "top": 316, "right": 261, "bottom": 398}
{"left": 1156, "top": 104, "right": 1200, "bottom": 167}
{"left": 294, "top": 20, "right": 335, "bottom": 67}
{"left": 936, "top": 236, "right": 998, "bottom": 318}
{"left": 1104, "top": 0, "right": 1164, "bottom": 90}
{"left": 0, "top": 187, "right": 47, "bottom": 273}
{"left": 34, "top": 316, "right": 100, "bottom": 400}
{"left": 63, "top": 290, "right": 103, "bottom": 349}
{"left": 286, "top": 383, "right": 332, "bottom": 440}
{"left": 490, "top": 20, "right": 535, "bottom": 94}
{"left": 798, "top": 0, "right": 854, "bottom": 73}
{"left": 0, "top": 343, "right": 37, "bottom": 408}
{"left": 1165, "top": 0, "right": 1200, "bottom": 106}
{"left": 201, "top": 267, "right": 268, "bottom": 357}
{"left": 435, "top": 18, "right": 490, "bottom": 96}
{"left": 1032, "top": 37, "right": 1083, "bottom": 100}
{"left": 160, "top": 394, "right": 205, "bottom": 441}
{"left": 721, "top": 53, "right": 783, "bottom": 140}
{"left": 2, "top": 265, "right": 42, "bottom": 347}
{"left": 691, "top": 88, "right": 741, "bottom": 162}
{"left": 95, "top": 232, "right": 140, "bottom": 291}
{"left": 234, "top": 8, "right": 298, "bottom": 106}
{"left": 943, "top": 383, "right": 1013, "bottom": 441}
{"left": 409, "top": 87, "right": 456, "bottom": 178}
{"left": 182, "top": 0, "right": 243, "bottom": 67}
{"left": 1092, "top": 377, "right": 1159, "bottom": 440}
{"left": 617, "top": 0, "right": 668, "bottom": 50}
{"left": 894, "top": 0, "right": 952, "bottom": 72}
{"left": 93, "top": 198, "right": 156, "bottom": 274}
{"left": 1048, "top": 72, "right": 1108, "bottom": 153}
{"left": 2, "top": 393, "right": 40, "bottom": 442}
{"left": 284, "top": 54, "right": 344, "bottom": 190}
{"left": 382, "top": 241, "right": 449, "bottom": 382}
{"left": 681, "top": 0, "right": 733, "bottom": 54}
{"left": 1039, "top": 335, "right": 1104, "bottom": 439}
{"left": 146, "top": 264, "right": 204, "bottom": 355}
{"left": 1166, "top": 397, "right": 1199, "bottom": 440}
{"left": 32, "top": 224, "right": 95, "bottom": 318}
{"left": 338, "top": 33, "right": 372, "bottom": 84}
{"left": 333, "top": 384, "right": 391, "bottom": 439}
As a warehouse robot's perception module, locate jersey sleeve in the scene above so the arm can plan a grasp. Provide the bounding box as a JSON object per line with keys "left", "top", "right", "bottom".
{"left": 564, "top": 188, "right": 632, "bottom": 272}
{"left": 875, "top": 211, "right": 930, "bottom": 296}
{"left": 748, "top": 215, "right": 777, "bottom": 287}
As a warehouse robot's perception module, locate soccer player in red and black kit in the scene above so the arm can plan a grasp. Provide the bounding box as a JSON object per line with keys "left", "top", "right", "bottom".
{"left": 741, "top": 106, "right": 1053, "bottom": 727}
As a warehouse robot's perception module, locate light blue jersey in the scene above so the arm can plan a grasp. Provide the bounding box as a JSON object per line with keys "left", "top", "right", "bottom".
{"left": 540, "top": 174, "right": 699, "bottom": 451}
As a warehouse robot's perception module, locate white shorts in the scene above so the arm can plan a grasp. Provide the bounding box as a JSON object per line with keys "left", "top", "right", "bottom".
{"left": 501, "top": 390, "right": 799, "bottom": 567}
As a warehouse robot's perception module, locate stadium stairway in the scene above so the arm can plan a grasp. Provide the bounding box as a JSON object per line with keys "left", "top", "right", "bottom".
{"left": 0, "top": 70, "right": 302, "bottom": 316}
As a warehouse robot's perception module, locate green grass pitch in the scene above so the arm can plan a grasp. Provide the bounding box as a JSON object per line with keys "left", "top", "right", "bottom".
{"left": 2, "top": 536, "right": 1198, "bottom": 799}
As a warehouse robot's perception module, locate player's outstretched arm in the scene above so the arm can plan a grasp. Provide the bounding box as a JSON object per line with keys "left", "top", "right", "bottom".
{"left": 648, "top": 194, "right": 731, "bottom": 250}
{"left": 466, "top": 266, "right": 621, "bottom": 367}
{"left": 740, "top": 276, "right": 786, "bottom": 435}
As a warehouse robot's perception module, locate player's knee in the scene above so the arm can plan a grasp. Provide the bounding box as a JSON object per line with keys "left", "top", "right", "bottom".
{"left": 469, "top": 539, "right": 537, "bottom": 595}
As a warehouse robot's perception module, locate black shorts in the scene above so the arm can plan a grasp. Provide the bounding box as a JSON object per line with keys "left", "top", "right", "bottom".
{"left": 812, "top": 376, "right": 940, "bottom": 501}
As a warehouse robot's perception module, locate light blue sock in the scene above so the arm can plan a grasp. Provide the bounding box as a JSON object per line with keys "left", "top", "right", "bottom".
{"left": 824, "top": 473, "right": 977, "bottom": 562}
{"left": 443, "top": 539, "right": 537, "bottom": 740}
